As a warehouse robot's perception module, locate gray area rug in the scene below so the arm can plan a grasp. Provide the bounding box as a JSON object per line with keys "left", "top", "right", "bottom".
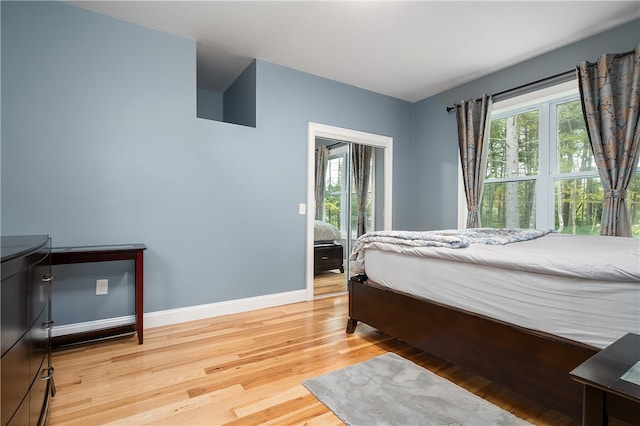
{"left": 303, "top": 352, "right": 531, "bottom": 426}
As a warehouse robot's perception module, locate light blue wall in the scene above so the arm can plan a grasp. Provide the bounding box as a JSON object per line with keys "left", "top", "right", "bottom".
{"left": 52, "top": 261, "right": 135, "bottom": 324}
{"left": 196, "top": 88, "right": 223, "bottom": 121}
{"left": 410, "top": 19, "right": 640, "bottom": 231}
{"left": 224, "top": 60, "right": 256, "bottom": 127}
{"left": 255, "top": 61, "right": 414, "bottom": 228}
{"left": 1, "top": 1, "right": 412, "bottom": 324}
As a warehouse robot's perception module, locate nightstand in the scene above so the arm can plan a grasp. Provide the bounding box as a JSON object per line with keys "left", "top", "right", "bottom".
{"left": 569, "top": 333, "right": 640, "bottom": 426}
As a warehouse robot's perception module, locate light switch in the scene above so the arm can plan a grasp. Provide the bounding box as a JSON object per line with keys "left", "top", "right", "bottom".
{"left": 96, "top": 279, "right": 108, "bottom": 295}
{"left": 299, "top": 203, "right": 306, "bottom": 215}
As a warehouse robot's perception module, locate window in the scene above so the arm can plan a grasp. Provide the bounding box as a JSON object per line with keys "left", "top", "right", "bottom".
{"left": 480, "top": 81, "right": 640, "bottom": 237}
{"left": 324, "top": 148, "right": 346, "bottom": 231}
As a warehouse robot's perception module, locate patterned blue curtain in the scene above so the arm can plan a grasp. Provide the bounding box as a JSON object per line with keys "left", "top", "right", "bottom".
{"left": 314, "top": 146, "right": 328, "bottom": 220}
{"left": 578, "top": 44, "right": 640, "bottom": 237}
{"left": 455, "top": 94, "right": 492, "bottom": 228}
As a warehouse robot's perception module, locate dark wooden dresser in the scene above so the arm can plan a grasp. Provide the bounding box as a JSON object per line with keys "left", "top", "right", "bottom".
{"left": 1, "top": 235, "right": 54, "bottom": 425}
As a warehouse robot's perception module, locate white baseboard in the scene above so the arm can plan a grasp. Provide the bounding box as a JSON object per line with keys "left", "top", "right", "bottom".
{"left": 52, "top": 315, "right": 135, "bottom": 337}
{"left": 53, "top": 289, "right": 308, "bottom": 336}
{"left": 144, "top": 289, "right": 307, "bottom": 329}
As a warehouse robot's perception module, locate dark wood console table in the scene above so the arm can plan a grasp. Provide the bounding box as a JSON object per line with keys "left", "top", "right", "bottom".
{"left": 51, "top": 244, "right": 147, "bottom": 345}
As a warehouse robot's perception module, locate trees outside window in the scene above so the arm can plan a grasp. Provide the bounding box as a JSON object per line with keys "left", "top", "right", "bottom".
{"left": 483, "top": 110, "right": 539, "bottom": 228}
{"left": 481, "top": 84, "right": 640, "bottom": 237}
{"left": 324, "top": 154, "right": 344, "bottom": 230}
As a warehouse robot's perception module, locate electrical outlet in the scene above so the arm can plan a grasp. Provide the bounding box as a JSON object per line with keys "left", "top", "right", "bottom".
{"left": 96, "top": 279, "right": 108, "bottom": 295}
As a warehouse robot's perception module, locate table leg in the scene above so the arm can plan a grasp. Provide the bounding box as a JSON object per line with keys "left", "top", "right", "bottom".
{"left": 583, "top": 386, "right": 606, "bottom": 426}
{"left": 135, "top": 250, "right": 144, "bottom": 344}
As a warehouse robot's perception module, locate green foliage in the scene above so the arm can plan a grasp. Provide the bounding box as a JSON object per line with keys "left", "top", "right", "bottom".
{"left": 483, "top": 109, "right": 539, "bottom": 228}
{"left": 481, "top": 180, "right": 536, "bottom": 228}
{"left": 323, "top": 156, "right": 344, "bottom": 229}
{"left": 321, "top": 151, "right": 374, "bottom": 234}
{"left": 486, "top": 110, "right": 539, "bottom": 180}
{"left": 557, "top": 100, "right": 594, "bottom": 173}
{"left": 324, "top": 194, "right": 341, "bottom": 229}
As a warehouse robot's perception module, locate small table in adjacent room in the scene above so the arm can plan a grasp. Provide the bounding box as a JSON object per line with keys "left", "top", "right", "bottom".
{"left": 569, "top": 333, "right": 640, "bottom": 426}
{"left": 51, "top": 244, "right": 147, "bottom": 345}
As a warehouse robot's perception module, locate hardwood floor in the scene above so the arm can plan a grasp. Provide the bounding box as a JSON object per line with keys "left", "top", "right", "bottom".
{"left": 313, "top": 271, "right": 346, "bottom": 297}
{"left": 50, "top": 295, "right": 579, "bottom": 425}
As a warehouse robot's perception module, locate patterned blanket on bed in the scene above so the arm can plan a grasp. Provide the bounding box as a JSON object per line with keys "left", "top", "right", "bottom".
{"left": 350, "top": 228, "right": 553, "bottom": 261}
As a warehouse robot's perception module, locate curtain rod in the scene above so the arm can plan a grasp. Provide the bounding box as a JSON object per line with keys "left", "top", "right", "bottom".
{"left": 445, "top": 69, "right": 574, "bottom": 113}
{"left": 445, "top": 47, "right": 637, "bottom": 113}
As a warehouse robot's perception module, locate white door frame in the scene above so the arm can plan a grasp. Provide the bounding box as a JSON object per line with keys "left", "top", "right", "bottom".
{"left": 306, "top": 122, "right": 393, "bottom": 300}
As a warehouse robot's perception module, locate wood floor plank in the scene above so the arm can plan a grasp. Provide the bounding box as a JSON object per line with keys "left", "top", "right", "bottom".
{"left": 50, "top": 294, "right": 579, "bottom": 425}
{"left": 313, "top": 271, "right": 346, "bottom": 297}
{"left": 231, "top": 384, "right": 309, "bottom": 418}
{"left": 103, "top": 385, "right": 245, "bottom": 426}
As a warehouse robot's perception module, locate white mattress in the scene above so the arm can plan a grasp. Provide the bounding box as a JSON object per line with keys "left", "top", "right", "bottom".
{"left": 358, "top": 234, "right": 640, "bottom": 349}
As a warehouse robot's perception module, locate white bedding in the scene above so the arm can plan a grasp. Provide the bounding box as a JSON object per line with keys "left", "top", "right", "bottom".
{"left": 314, "top": 220, "right": 341, "bottom": 242}
{"left": 354, "top": 233, "right": 640, "bottom": 349}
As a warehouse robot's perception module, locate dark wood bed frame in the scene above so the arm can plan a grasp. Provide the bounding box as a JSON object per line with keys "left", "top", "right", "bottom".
{"left": 346, "top": 274, "right": 599, "bottom": 421}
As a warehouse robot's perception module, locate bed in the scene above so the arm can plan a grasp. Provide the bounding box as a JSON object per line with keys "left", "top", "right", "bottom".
{"left": 345, "top": 228, "right": 640, "bottom": 420}
{"left": 314, "top": 220, "right": 344, "bottom": 274}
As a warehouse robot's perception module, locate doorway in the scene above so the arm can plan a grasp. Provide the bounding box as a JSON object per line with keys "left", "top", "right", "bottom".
{"left": 314, "top": 140, "right": 350, "bottom": 297}
{"left": 306, "top": 123, "right": 393, "bottom": 300}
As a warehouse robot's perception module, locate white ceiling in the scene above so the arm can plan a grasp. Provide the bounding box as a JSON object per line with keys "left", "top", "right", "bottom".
{"left": 67, "top": 1, "right": 640, "bottom": 102}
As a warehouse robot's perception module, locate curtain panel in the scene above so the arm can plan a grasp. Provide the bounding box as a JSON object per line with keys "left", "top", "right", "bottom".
{"left": 455, "top": 94, "right": 493, "bottom": 228}
{"left": 352, "top": 144, "right": 372, "bottom": 237}
{"left": 578, "top": 44, "right": 640, "bottom": 237}
{"left": 314, "top": 146, "right": 328, "bottom": 220}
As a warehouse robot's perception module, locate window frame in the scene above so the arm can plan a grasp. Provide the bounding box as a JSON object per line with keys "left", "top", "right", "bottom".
{"left": 487, "top": 86, "right": 589, "bottom": 229}
{"left": 324, "top": 145, "right": 349, "bottom": 235}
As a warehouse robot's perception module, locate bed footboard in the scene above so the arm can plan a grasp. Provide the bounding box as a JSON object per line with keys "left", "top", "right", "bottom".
{"left": 347, "top": 275, "right": 598, "bottom": 420}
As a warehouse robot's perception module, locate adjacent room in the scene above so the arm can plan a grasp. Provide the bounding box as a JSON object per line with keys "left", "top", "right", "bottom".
{"left": 1, "top": 1, "right": 639, "bottom": 425}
